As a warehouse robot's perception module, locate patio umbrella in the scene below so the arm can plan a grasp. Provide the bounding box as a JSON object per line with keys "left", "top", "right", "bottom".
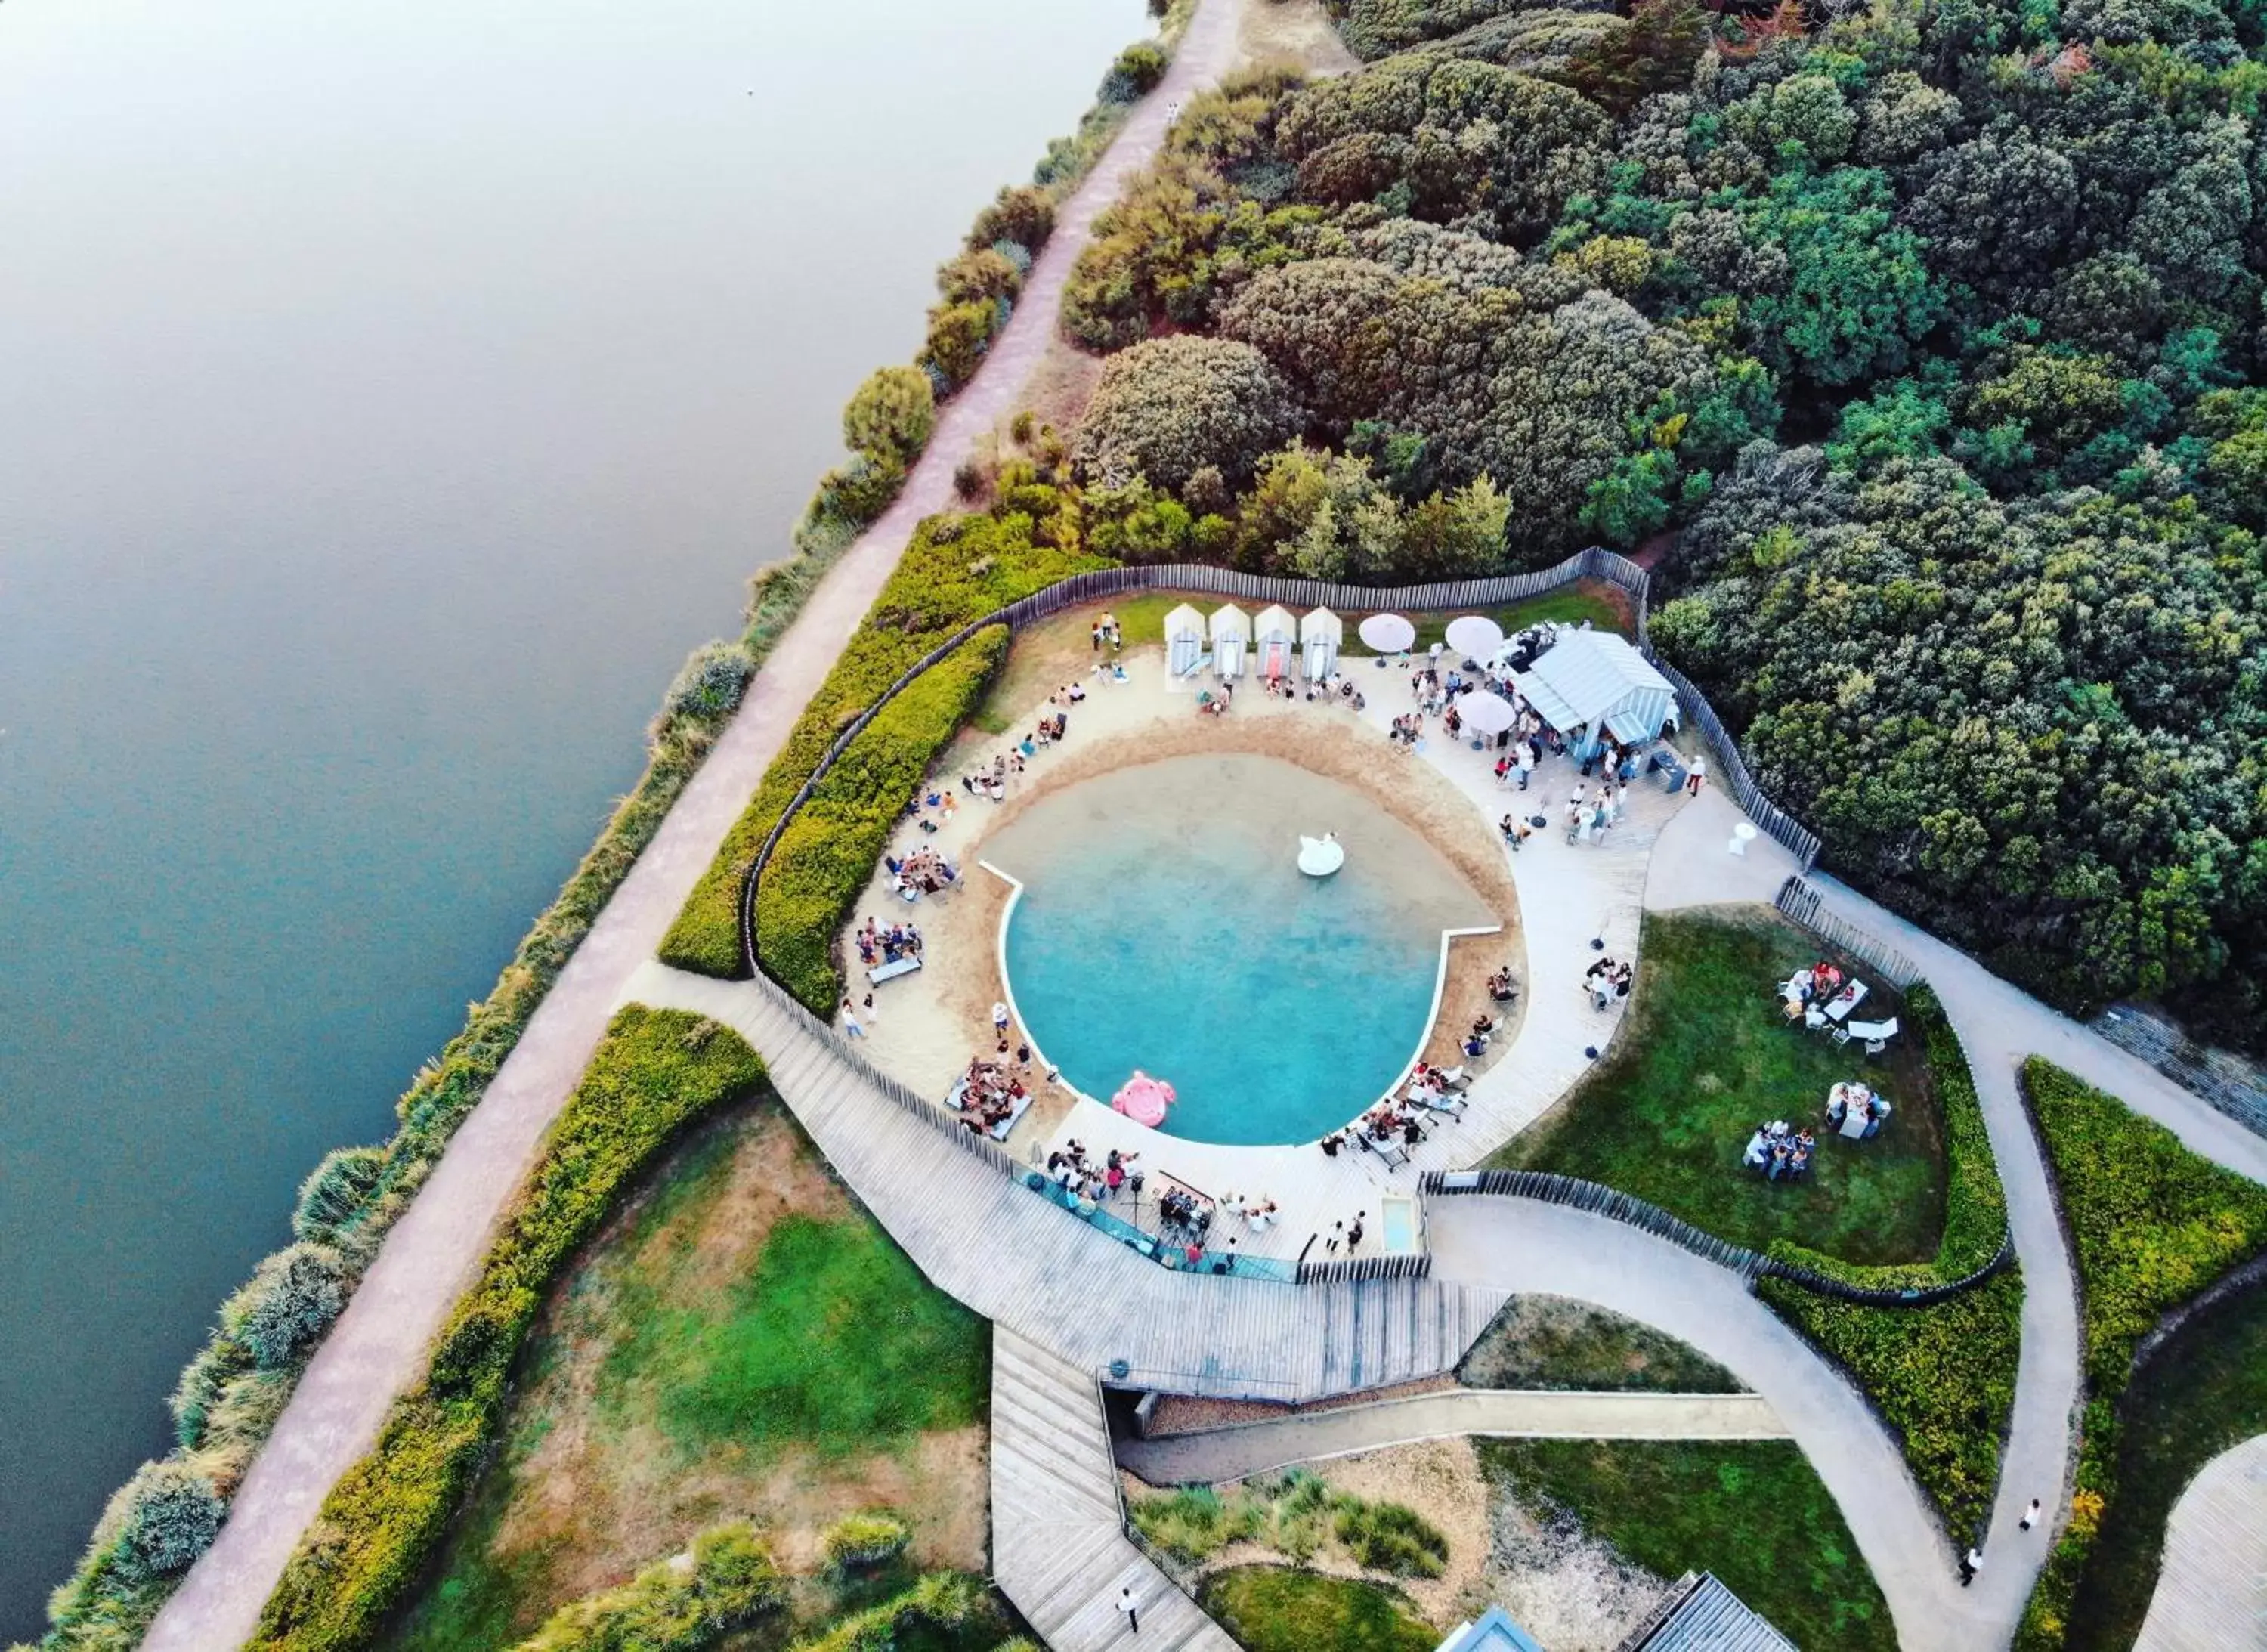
{"left": 1358, "top": 612, "right": 1415, "bottom": 652}
{"left": 1111, "top": 1071, "right": 1175, "bottom": 1128}
{"left": 1444, "top": 614, "right": 1505, "bottom": 658}
{"left": 1459, "top": 689, "right": 1520, "bottom": 734}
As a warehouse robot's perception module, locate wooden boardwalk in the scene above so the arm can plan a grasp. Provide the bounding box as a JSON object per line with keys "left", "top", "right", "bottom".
{"left": 991, "top": 1330, "right": 1239, "bottom": 1652}
{"left": 626, "top": 959, "right": 1513, "bottom": 1400}
{"left": 2135, "top": 1434, "right": 2267, "bottom": 1652}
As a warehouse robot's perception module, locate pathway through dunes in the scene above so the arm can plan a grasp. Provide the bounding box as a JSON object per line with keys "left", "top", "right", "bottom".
{"left": 138, "top": 0, "right": 1252, "bottom": 1641}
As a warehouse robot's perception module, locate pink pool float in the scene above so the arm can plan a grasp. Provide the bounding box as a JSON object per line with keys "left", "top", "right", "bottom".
{"left": 1111, "top": 1071, "right": 1175, "bottom": 1128}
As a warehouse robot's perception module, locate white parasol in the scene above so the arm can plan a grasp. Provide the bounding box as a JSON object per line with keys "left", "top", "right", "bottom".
{"left": 1358, "top": 612, "right": 1416, "bottom": 652}
{"left": 1444, "top": 615, "right": 1506, "bottom": 658}
{"left": 1459, "top": 690, "right": 1520, "bottom": 734}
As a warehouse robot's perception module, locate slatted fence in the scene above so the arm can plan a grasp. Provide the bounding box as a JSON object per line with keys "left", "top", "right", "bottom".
{"left": 1773, "top": 877, "right": 1922, "bottom": 989}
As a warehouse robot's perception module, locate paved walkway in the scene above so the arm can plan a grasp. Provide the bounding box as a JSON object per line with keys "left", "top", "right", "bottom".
{"left": 2134, "top": 1433, "right": 2267, "bottom": 1652}
{"left": 140, "top": 5, "right": 1248, "bottom": 1643}
{"left": 1121, "top": 1387, "right": 1789, "bottom": 1485}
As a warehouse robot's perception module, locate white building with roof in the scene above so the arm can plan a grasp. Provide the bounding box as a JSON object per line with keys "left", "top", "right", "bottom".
{"left": 1508, "top": 629, "right": 1678, "bottom": 759}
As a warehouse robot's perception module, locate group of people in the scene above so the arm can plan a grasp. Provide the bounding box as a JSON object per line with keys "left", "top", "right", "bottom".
{"left": 855, "top": 916, "right": 923, "bottom": 968}
{"left": 1584, "top": 954, "right": 1633, "bottom": 1010}
{"left": 1045, "top": 1138, "right": 1139, "bottom": 1197}
{"left": 1742, "top": 1119, "right": 1817, "bottom": 1180}
{"left": 1090, "top": 613, "right": 1124, "bottom": 651}
{"left": 1827, "top": 1081, "right": 1892, "bottom": 1139}
{"left": 1561, "top": 779, "right": 1629, "bottom": 846}
{"left": 882, "top": 846, "right": 957, "bottom": 899}
{"left": 1157, "top": 1182, "right": 1211, "bottom": 1238}
{"left": 1461, "top": 1011, "right": 1498, "bottom": 1060}
{"left": 1487, "top": 966, "right": 1520, "bottom": 1002}
{"left": 1782, "top": 960, "right": 1847, "bottom": 1007}
{"left": 960, "top": 1057, "right": 1031, "bottom": 1136}
{"left": 1218, "top": 1191, "right": 1281, "bottom": 1230}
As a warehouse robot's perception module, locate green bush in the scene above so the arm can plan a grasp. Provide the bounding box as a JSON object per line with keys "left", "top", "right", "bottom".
{"left": 109, "top": 1462, "right": 227, "bottom": 1584}
{"left": 665, "top": 642, "right": 754, "bottom": 722}
{"left": 1129, "top": 1486, "right": 1266, "bottom": 1562}
{"left": 786, "top": 1571, "right": 997, "bottom": 1652}
{"left": 1197, "top": 1567, "right": 1438, "bottom": 1652}
{"left": 966, "top": 185, "right": 1055, "bottom": 258}
{"left": 841, "top": 365, "right": 937, "bottom": 468}
{"left": 2014, "top": 1060, "right": 2267, "bottom": 1650}
{"left": 508, "top": 1522, "right": 784, "bottom": 1652}
{"left": 1331, "top": 1497, "right": 1447, "bottom": 1579}
{"left": 245, "top": 1007, "right": 768, "bottom": 1652}
{"left": 819, "top": 1511, "right": 912, "bottom": 1571}
{"left": 221, "top": 1243, "right": 351, "bottom": 1369}
{"left": 1099, "top": 39, "right": 1169, "bottom": 103}
{"left": 292, "top": 1146, "right": 388, "bottom": 1246}
{"left": 660, "top": 504, "right": 1111, "bottom": 992}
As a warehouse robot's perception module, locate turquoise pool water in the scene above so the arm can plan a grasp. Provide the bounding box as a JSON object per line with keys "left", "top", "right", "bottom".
{"left": 990, "top": 753, "right": 1492, "bottom": 1145}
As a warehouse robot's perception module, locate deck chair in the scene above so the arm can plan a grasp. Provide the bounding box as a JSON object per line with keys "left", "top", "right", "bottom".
{"left": 1356, "top": 1131, "right": 1411, "bottom": 1170}
{"left": 1409, "top": 1088, "right": 1468, "bottom": 1120}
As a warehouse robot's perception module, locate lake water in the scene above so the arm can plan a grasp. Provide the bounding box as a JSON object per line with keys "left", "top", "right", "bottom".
{"left": 0, "top": 0, "right": 1139, "bottom": 1631}
{"left": 993, "top": 754, "right": 1492, "bottom": 1144}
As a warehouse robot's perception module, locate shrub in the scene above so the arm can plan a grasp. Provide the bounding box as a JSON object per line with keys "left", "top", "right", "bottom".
{"left": 168, "top": 1336, "right": 254, "bottom": 1450}
{"left": 665, "top": 642, "right": 753, "bottom": 722}
{"left": 292, "top": 1146, "right": 387, "bottom": 1246}
{"left": 820, "top": 1511, "right": 912, "bottom": 1570}
{"left": 661, "top": 506, "right": 1109, "bottom": 990}
{"left": 1330, "top": 1496, "right": 1447, "bottom": 1579}
{"left": 936, "top": 247, "right": 1023, "bottom": 309}
{"left": 2014, "top": 1060, "right": 2267, "bottom": 1650}
{"left": 107, "top": 1462, "right": 226, "bottom": 1584}
{"left": 966, "top": 185, "right": 1054, "bottom": 258}
{"left": 221, "top": 1244, "right": 351, "bottom": 1370}
{"left": 509, "top": 1521, "right": 784, "bottom": 1652}
{"left": 1010, "top": 410, "right": 1035, "bottom": 444}
{"left": 787, "top": 1573, "right": 998, "bottom": 1652}
{"left": 841, "top": 365, "right": 936, "bottom": 467}
{"left": 1130, "top": 1486, "right": 1266, "bottom": 1562}
{"left": 246, "top": 1008, "right": 768, "bottom": 1652}
{"left": 1099, "top": 39, "right": 1169, "bottom": 103}
{"left": 1076, "top": 336, "right": 1304, "bottom": 492}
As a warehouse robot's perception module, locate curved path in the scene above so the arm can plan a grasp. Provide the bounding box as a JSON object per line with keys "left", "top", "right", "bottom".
{"left": 1647, "top": 788, "right": 2267, "bottom": 1648}
{"left": 141, "top": 4, "right": 1248, "bottom": 1643}
{"left": 2134, "top": 1433, "right": 2267, "bottom": 1652}
{"left": 1119, "top": 1388, "right": 1790, "bottom": 1486}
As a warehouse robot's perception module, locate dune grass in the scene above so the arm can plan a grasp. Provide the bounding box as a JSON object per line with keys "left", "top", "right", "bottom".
{"left": 1196, "top": 1567, "right": 1437, "bottom": 1652}
{"left": 1480, "top": 1439, "right": 1894, "bottom": 1652}
{"left": 1456, "top": 1295, "right": 1743, "bottom": 1393}
{"left": 1489, "top": 908, "right": 1944, "bottom": 1264}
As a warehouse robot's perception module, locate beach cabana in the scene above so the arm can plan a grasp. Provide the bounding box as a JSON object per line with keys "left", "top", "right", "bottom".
{"left": 1164, "top": 602, "right": 1206, "bottom": 679}
{"left": 1209, "top": 603, "right": 1249, "bottom": 680}
{"left": 1254, "top": 605, "right": 1297, "bottom": 683}
{"left": 1300, "top": 606, "right": 1343, "bottom": 682}
{"left": 1509, "top": 630, "right": 1678, "bottom": 759}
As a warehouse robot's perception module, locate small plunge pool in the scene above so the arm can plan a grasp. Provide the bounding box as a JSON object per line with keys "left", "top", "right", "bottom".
{"left": 988, "top": 752, "right": 1494, "bottom": 1145}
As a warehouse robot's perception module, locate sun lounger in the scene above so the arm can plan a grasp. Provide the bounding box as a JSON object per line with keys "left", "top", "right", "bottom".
{"left": 1356, "top": 1131, "right": 1410, "bottom": 1170}
{"left": 986, "top": 1090, "right": 1035, "bottom": 1141}
{"left": 868, "top": 955, "right": 922, "bottom": 986}
{"left": 943, "top": 1075, "right": 970, "bottom": 1111}
{"left": 1409, "top": 1088, "right": 1467, "bottom": 1119}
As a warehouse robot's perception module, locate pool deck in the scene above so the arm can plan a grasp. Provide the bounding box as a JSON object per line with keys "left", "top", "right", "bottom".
{"left": 836, "top": 647, "right": 1689, "bottom": 1267}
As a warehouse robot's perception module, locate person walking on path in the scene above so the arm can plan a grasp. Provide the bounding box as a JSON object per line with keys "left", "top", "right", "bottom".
{"left": 2021, "top": 1499, "right": 2041, "bottom": 1531}
{"left": 840, "top": 998, "right": 866, "bottom": 1039}
{"left": 992, "top": 1001, "right": 1010, "bottom": 1036}
{"left": 1116, "top": 1585, "right": 1140, "bottom": 1634}
{"left": 1685, "top": 753, "right": 1706, "bottom": 797}
{"left": 1959, "top": 1545, "right": 1983, "bottom": 1587}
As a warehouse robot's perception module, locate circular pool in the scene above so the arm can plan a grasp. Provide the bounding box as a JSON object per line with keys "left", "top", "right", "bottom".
{"left": 987, "top": 753, "right": 1495, "bottom": 1145}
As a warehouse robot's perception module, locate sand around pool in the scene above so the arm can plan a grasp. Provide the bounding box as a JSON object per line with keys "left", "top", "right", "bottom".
{"left": 837, "top": 639, "right": 1525, "bottom": 1144}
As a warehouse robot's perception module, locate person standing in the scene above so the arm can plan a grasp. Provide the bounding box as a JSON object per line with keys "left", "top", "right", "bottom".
{"left": 840, "top": 998, "right": 866, "bottom": 1039}
{"left": 1686, "top": 753, "right": 1707, "bottom": 797}
{"left": 1116, "top": 1585, "right": 1140, "bottom": 1635}
{"left": 1959, "top": 1545, "right": 1983, "bottom": 1587}
{"left": 1517, "top": 745, "right": 1533, "bottom": 790}
{"left": 992, "top": 1001, "right": 1011, "bottom": 1036}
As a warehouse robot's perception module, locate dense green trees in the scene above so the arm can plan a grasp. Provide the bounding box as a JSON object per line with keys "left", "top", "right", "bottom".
{"left": 1047, "top": 0, "right": 2267, "bottom": 1044}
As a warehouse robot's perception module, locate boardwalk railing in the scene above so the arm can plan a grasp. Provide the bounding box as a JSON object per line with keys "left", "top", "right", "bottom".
{"left": 1773, "top": 877, "right": 1922, "bottom": 989}
{"left": 1424, "top": 1169, "right": 2012, "bottom": 1306}
{"left": 2089, "top": 1002, "right": 2267, "bottom": 1140}
{"left": 1294, "top": 1251, "right": 1432, "bottom": 1284}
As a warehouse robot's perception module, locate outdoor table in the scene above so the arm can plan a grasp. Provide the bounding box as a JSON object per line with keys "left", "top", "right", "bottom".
{"left": 1824, "top": 980, "right": 1869, "bottom": 1022}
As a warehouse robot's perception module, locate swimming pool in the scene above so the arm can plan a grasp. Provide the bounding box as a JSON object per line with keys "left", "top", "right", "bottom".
{"left": 987, "top": 753, "right": 1494, "bottom": 1145}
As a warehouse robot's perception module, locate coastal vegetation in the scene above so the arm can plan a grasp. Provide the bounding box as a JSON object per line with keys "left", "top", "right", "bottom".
{"left": 2014, "top": 1060, "right": 2267, "bottom": 1650}
{"left": 241, "top": 1007, "right": 769, "bottom": 1652}
{"left": 1455, "top": 1295, "right": 1743, "bottom": 1394}
{"left": 1478, "top": 1439, "right": 1895, "bottom": 1652}
{"left": 1196, "top": 1567, "right": 1438, "bottom": 1652}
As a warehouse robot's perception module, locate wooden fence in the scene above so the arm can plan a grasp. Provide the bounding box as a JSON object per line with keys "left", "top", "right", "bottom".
{"left": 1772, "top": 877, "right": 1923, "bottom": 989}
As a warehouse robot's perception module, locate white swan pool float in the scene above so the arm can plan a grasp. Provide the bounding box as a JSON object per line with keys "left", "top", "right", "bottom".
{"left": 1298, "top": 833, "right": 1344, "bottom": 877}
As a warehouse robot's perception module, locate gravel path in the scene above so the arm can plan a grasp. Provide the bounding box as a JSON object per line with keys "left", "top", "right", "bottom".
{"left": 139, "top": 7, "right": 1246, "bottom": 1643}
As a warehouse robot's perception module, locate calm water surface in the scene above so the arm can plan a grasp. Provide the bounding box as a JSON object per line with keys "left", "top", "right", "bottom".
{"left": 994, "top": 754, "right": 1492, "bottom": 1143}
{"left": 0, "top": 0, "right": 1137, "bottom": 1629}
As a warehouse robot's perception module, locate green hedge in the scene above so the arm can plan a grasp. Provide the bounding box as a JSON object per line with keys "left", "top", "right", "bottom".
{"left": 1755, "top": 985, "right": 2023, "bottom": 1542}
{"left": 2013, "top": 1060, "right": 2267, "bottom": 1651}
{"left": 509, "top": 1521, "right": 784, "bottom": 1652}
{"left": 660, "top": 503, "right": 1111, "bottom": 995}
{"left": 785, "top": 1571, "right": 997, "bottom": 1652}
{"left": 245, "top": 1007, "right": 769, "bottom": 1652}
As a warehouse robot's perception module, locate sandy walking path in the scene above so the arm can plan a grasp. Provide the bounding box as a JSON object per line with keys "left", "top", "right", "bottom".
{"left": 141, "top": 5, "right": 1248, "bottom": 1643}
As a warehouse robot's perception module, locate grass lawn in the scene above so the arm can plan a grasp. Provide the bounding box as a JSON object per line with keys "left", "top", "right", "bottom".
{"left": 1457, "top": 1295, "right": 1743, "bottom": 1393}
{"left": 1198, "top": 1566, "right": 1438, "bottom": 1652}
{"left": 1489, "top": 908, "right": 1946, "bottom": 1265}
{"left": 385, "top": 1104, "right": 991, "bottom": 1651}
{"left": 2067, "top": 1277, "right": 2267, "bottom": 1652}
{"left": 1480, "top": 1440, "right": 1895, "bottom": 1652}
